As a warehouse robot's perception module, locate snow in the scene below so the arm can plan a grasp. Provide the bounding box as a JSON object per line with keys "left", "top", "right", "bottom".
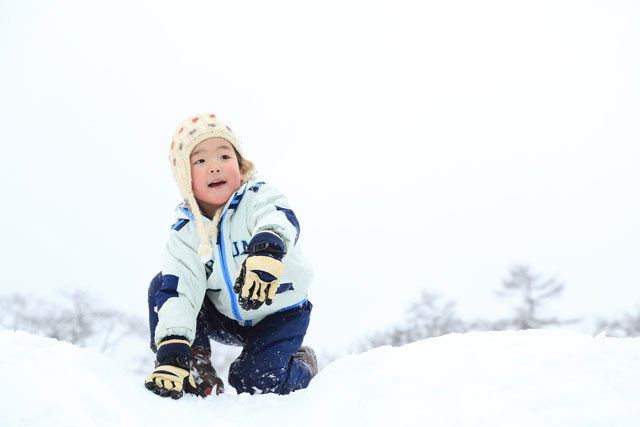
{"left": 2, "top": 329, "right": 639, "bottom": 426}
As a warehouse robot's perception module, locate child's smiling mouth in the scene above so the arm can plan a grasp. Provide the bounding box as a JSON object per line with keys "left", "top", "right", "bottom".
{"left": 208, "top": 180, "right": 226, "bottom": 188}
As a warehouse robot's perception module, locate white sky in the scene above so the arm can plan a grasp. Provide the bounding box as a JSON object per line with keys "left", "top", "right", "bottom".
{"left": 1, "top": 0, "right": 639, "bottom": 353}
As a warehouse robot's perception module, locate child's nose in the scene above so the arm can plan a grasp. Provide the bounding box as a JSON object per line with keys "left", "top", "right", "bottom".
{"left": 209, "top": 165, "right": 221, "bottom": 173}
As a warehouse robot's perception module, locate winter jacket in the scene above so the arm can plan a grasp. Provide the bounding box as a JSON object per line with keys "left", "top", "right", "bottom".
{"left": 154, "top": 179, "right": 313, "bottom": 346}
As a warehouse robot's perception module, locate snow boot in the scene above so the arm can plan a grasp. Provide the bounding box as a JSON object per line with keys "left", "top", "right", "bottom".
{"left": 294, "top": 346, "right": 318, "bottom": 377}
{"left": 190, "top": 345, "right": 225, "bottom": 395}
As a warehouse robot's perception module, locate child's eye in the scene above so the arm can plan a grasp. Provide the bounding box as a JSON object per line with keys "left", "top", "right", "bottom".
{"left": 193, "top": 159, "right": 205, "bottom": 165}
{"left": 221, "top": 154, "right": 232, "bottom": 160}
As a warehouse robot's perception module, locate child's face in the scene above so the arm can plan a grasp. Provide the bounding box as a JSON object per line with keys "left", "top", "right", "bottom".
{"left": 190, "top": 137, "right": 244, "bottom": 217}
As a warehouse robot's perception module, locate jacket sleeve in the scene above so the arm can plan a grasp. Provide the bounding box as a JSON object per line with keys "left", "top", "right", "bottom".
{"left": 154, "top": 225, "right": 207, "bottom": 346}
{"left": 248, "top": 183, "right": 301, "bottom": 254}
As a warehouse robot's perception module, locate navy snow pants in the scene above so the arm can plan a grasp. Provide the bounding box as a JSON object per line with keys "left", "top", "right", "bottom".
{"left": 147, "top": 272, "right": 313, "bottom": 395}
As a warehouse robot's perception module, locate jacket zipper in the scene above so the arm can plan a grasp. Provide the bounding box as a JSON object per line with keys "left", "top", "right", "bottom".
{"left": 217, "top": 206, "right": 244, "bottom": 322}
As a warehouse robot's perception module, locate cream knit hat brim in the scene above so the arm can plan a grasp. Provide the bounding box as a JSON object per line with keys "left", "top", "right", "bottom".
{"left": 169, "top": 113, "right": 255, "bottom": 261}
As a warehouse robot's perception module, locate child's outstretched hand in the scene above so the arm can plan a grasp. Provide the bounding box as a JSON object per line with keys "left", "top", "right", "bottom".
{"left": 234, "top": 231, "right": 285, "bottom": 310}
{"left": 145, "top": 338, "right": 206, "bottom": 399}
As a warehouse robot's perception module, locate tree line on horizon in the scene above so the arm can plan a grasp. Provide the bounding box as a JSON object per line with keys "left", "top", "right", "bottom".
{"left": 359, "top": 264, "right": 640, "bottom": 351}
{"left": 0, "top": 264, "right": 638, "bottom": 359}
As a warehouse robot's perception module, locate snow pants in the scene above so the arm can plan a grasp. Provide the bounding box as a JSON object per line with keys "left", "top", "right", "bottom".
{"left": 147, "top": 272, "right": 313, "bottom": 395}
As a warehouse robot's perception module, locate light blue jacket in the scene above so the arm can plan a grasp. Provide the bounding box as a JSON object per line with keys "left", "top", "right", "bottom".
{"left": 154, "top": 179, "right": 313, "bottom": 345}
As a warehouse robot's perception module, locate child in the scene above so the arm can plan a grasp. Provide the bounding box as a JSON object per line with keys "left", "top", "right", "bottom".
{"left": 145, "top": 113, "right": 316, "bottom": 398}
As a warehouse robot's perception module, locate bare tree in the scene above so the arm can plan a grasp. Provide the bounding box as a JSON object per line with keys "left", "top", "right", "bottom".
{"left": 360, "top": 291, "right": 469, "bottom": 351}
{"left": 595, "top": 307, "right": 640, "bottom": 337}
{"left": 0, "top": 290, "right": 146, "bottom": 351}
{"left": 496, "top": 264, "right": 577, "bottom": 329}
{"left": 358, "top": 264, "right": 581, "bottom": 353}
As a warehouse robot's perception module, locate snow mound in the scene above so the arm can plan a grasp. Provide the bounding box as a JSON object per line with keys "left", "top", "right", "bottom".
{"left": 2, "top": 329, "right": 640, "bottom": 426}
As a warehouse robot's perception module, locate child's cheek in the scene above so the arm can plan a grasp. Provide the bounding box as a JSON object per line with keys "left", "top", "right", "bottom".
{"left": 191, "top": 168, "right": 203, "bottom": 191}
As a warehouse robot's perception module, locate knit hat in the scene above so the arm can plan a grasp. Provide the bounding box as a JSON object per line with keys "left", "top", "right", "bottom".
{"left": 169, "top": 113, "right": 255, "bottom": 260}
